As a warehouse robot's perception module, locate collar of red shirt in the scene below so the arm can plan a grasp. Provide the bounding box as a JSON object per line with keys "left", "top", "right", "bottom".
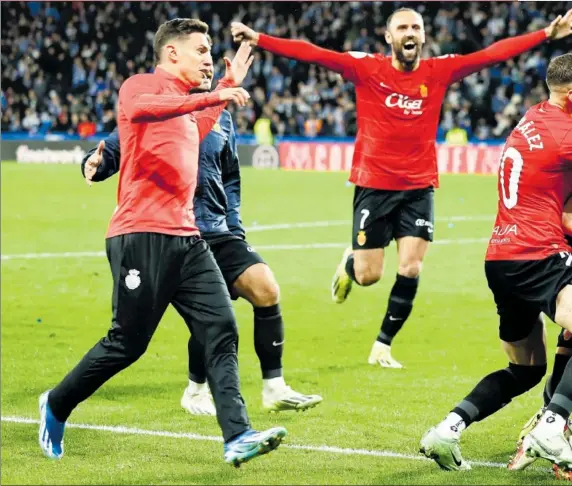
{"left": 154, "top": 66, "right": 192, "bottom": 94}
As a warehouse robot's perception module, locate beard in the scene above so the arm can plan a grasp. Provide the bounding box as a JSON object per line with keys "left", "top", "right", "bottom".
{"left": 393, "top": 40, "right": 421, "bottom": 71}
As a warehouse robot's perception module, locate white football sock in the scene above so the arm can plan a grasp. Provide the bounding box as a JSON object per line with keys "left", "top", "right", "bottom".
{"left": 263, "top": 376, "right": 286, "bottom": 392}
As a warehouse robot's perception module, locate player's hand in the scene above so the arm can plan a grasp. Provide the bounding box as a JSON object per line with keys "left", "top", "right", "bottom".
{"left": 545, "top": 9, "right": 572, "bottom": 40}
{"left": 85, "top": 140, "right": 104, "bottom": 186}
{"left": 222, "top": 42, "right": 254, "bottom": 86}
{"left": 230, "top": 22, "right": 260, "bottom": 46}
{"left": 218, "top": 87, "right": 250, "bottom": 107}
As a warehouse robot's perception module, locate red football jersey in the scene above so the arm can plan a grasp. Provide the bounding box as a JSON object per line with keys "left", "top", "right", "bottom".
{"left": 258, "top": 30, "right": 547, "bottom": 190}
{"left": 485, "top": 102, "right": 572, "bottom": 261}
{"left": 107, "top": 68, "right": 229, "bottom": 238}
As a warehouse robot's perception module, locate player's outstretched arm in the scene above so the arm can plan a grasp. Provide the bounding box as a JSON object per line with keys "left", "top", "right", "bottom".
{"left": 230, "top": 21, "right": 362, "bottom": 80}
{"left": 120, "top": 74, "right": 249, "bottom": 124}
{"left": 444, "top": 9, "right": 572, "bottom": 84}
{"left": 81, "top": 129, "right": 121, "bottom": 186}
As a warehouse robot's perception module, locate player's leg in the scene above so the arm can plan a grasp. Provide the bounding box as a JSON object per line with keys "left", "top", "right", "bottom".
{"left": 331, "top": 186, "right": 395, "bottom": 303}
{"left": 369, "top": 187, "right": 433, "bottom": 369}
{"left": 180, "top": 333, "right": 216, "bottom": 416}
{"left": 421, "top": 266, "right": 547, "bottom": 471}
{"left": 39, "top": 233, "right": 178, "bottom": 459}
{"left": 544, "top": 333, "right": 572, "bottom": 407}
{"left": 520, "top": 283, "right": 572, "bottom": 471}
{"left": 171, "top": 238, "right": 286, "bottom": 466}
{"left": 226, "top": 243, "right": 323, "bottom": 412}
{"left": 513, "top": 331, "right": 572, "bottom": 452}
{"left": 509, "top": 336, "right": 572, "bottom": 471}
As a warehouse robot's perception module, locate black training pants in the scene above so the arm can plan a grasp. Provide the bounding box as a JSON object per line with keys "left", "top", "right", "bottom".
{"left": 48, "top": 233, "right": 249, "bottom": 442}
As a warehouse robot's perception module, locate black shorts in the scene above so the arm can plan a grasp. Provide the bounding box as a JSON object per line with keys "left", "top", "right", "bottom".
{"left": 352, "top": 185, "right": 434, "bottom": 250}
{"left": 203, "top": 232, "right": 266, "bottom": 300}
{"left": 485, "top": 253, "right": 572, "bottom": 342}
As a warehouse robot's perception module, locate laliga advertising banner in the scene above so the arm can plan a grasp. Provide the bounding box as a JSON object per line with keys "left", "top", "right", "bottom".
{"left": 278, "top": 142, "right": 504, "bottom": 175}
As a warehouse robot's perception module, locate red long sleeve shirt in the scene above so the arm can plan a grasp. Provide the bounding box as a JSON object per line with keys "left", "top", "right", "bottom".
{"left": 258, "top": 29, "right": 548, "bottom": 190}
{"left": 107, "top": 67, "right": 230, "bottom": 238}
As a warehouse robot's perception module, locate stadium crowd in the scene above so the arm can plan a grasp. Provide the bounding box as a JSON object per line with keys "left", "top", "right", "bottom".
{"left": 2, "top": 1, "right": 571, "bottom": 141}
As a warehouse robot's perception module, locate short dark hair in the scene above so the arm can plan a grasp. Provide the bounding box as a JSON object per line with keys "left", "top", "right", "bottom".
{"left": 386, "top": 8, "right": 420, "bottom": 29}
{"left": 547, "top": 53, "right": 572, "bottom": 89}
{"left": 153, "top": 18, "right": 210, "bottom": 63}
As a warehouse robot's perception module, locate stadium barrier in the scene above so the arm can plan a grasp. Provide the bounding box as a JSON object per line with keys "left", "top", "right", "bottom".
{"left": 1, "top": 140, "right": 263, "bottom": 168}
{"left": 278, "top": 141, "right": 504, "bottom": 175}
{"left": 2, "top": 139, "right": 503, "bottom": 174}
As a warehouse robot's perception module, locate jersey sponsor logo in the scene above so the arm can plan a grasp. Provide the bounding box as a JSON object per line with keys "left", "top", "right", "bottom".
{"left": 125, "top": 269, "right": 141, "bottom": 290}
{"left": 357, "top": 230, "right": 367, "bottom": 246}
{"left": 385, "top": 93, "right": 424, "bottom": 115}
{"left": 415, "top": 219, "right": 434, "bottom": 233}
{"left": 492, "top": 224, "right": 518, "bottom": 237}
{"left": 490, "top": 224, "right": 517, "bottom": 245}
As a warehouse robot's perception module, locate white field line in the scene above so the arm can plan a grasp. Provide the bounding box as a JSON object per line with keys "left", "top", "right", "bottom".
{"left": 2, "top": 415, "right": 538, "bottom": 470}
{"left": 244, "top": 215, "right": 494, "bottom": 232}
{"left": 0, "top": 238, "right": 490, "bottom": 261}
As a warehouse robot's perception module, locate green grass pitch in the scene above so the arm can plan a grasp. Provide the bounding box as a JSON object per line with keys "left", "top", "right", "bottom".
{"left": 1, "top": 162, "right": 564, "bottom": 484}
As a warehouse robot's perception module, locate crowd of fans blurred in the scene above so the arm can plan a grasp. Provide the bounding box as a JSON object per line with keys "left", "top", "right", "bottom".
{"left": 2, "top": 1, "right": 571, "bottom": 142}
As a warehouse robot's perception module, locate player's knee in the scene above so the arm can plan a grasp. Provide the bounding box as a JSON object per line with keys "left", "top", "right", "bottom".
{"left": 398, "top": 260, "right": 423, "bottom": 278}
{"left": 105, "top": 328, "right": 149, "bottom": 363}
{"left": 249, "top": 280, "right": 280, "bottom": 307}
{"left": 556, "top": 289, "right": 572, "bottom": 333}
{"left": 354, "top": 266, "right": 382, "bottom": 286}
{"left": 508, "top": 362, "right": 547, "bottom": 394}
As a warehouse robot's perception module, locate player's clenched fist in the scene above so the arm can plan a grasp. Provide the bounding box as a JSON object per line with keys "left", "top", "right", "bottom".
{"left": 218, "top": 87, "right": 250, "bottom": 107}
{"left": 230, "top": 22, "right": 259, "bottom": 46}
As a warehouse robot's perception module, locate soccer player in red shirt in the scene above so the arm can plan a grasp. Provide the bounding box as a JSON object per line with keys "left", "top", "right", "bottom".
{"left": 38, "top": 19, "right": 287, "bottom": 467}
{"left": 231, "top": 8, "right": 572, "bottom": 369}
{"left": 420, "top": 53, "right": 572, "bottom": 472}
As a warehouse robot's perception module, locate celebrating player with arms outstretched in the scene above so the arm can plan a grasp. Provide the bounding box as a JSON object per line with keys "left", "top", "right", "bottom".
{"left": 421, "top": 53, "right": 572, "bottom": 473}
{"left": 231, "top": 8, "right": 572, "bottom": 368}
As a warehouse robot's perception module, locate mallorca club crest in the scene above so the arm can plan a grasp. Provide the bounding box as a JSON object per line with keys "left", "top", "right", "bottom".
{"left": 419, "top": 84, "right": 428, "bottom": 98}
{"left": 357, "top": 231, "right": 367, "bottom": 246}
{"left": 125, "top": 269, "right": 141, "bottom": 290}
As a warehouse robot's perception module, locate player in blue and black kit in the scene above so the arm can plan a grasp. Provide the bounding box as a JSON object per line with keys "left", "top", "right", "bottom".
{"left": 82, "top": 98, "right": 322, "bottom": 416}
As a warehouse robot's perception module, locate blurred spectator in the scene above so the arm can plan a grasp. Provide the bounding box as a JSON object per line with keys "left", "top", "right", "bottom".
{"left": 445, "top": 127, "right": 469, "bottom": 146}
{"left": 77, "top": 113, "right": 96, "bottom": 139}
{"left": 1, "top": 1, "right": 571, "bottom": 141}
{"left": 253, "top": 105, "right": 277, "bottom": 145}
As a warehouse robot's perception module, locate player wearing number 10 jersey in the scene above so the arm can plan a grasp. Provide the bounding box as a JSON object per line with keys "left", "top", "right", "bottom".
{"left": 420, "top": 53, "right": 572, "bottom": 474}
